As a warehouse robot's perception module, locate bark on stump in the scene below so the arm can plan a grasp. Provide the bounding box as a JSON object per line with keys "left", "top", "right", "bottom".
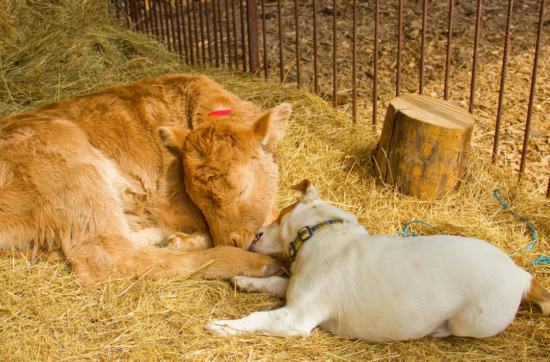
{"left": 374, "top": 94, "right": 475, "bottom": 199}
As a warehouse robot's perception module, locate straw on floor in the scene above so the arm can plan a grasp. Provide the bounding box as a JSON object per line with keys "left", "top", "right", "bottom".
{"left": 0, "top": 0, "right": 549, "bottom": 360}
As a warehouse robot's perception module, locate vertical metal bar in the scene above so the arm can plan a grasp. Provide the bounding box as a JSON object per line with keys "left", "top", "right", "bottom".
{"left": 373, "top": 0, "right": 379, "bottom": 125}
{"left": 217, "top": 0, "right": 225, "bottom": 66}
{"left": 247, "top": 0, "right": 260, "bottom": 74}
{"left": 169, "top": 1, "right": 179, "bottom": 55}
{"left": 519, "top": 0, "right": 546, "bottom": 180}
{"left": 469, "top": 0, "right": 483, "bottom": 113}
{"left": 444, "top": 0, "right": 455, "bottom": 100}
{"left": 191, "top": 0, "right": 200, "bottom": 64}
{"left": 492, "top": 0, "right": 514, "bottom": 164}
{"left": 212, "top": 0, "right": 219, "bottom": 67}
{"left": 419, "top": 0, "right": 427, "bottom": 94}
{"left": 177, "top": 0, "right": 189, "bottom": 62}
{"left": 352, "top": 0, "right": 357, "bottom": 122}
{"left": 232, "top": 0, "right": 239, "bottom": 68}
{"left": 158, "top": 1, "right": 166, "bottom": 44}
{"left": 129, "top": 0, "right": 138, "bottom": 30}
{"left": 175, "top": 0, "right": 185, "bottom": 58}
{"left": 123, "top": 0, "right": 131, "bottom": 28}
{"left": 150, "top": 0, "right": 160, "bottom": 37}
{"left": 146, "top": 0, "right": 155, "bottom": 34}
{"left": 163, "top": 0, "right": 172, "bottom": 49}
{"left": 547, "top": 177, "right": 550, "bottom": 197}
{"left": 396, "top": 0, "right": 403, "bottom": 97}
{"left": 199, "top": 0, "right": 206, "bottom": 64}
{"left": 295, "top": 0, "right": 301, "bottom": 88}
{"left": 313, "top": 0, "right": 318, "bottom": 94}
{"left": 240, "top": 0, "right": 247, "bottom": 72}
{"left": 139, "top": 0, "right": 149, "bottom": 34}
{"left": 226, "top": 0, "right": 233, "bottom": 68}
{"left": 332, "top": 0, "right": 338, "bottom": 109}
{"left": 205, "top": 0, "right": 213, "bottom": 66}
{"left": 277, "top": 0, "right": 284, "bottom": 82}
{"left": 261, "top": 0, "right": 268, "bottom": 78}
{"left": 187, "top": 0, "right": 196, "bottom": 65}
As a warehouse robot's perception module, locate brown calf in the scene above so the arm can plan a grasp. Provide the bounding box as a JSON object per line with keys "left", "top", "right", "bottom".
{"left": 0, "top": 74, "right": 290, "bottom": 282}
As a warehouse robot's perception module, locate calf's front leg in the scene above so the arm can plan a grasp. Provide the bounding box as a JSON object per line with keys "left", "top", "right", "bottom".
{"left": 206, "top": 307, "right": 318, "bottom": 337}
{"left": 232, "top": 275, "right": 289, "bottom": 299}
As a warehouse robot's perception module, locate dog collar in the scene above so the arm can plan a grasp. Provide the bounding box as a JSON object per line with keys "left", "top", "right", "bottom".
{"left": 208, "top": 110, "right": 233, "bottom": 117}
{"left": 288, "top": 219, "right": 343, "bottom": 261}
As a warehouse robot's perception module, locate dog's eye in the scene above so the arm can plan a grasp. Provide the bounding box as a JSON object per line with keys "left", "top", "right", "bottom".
{"left": 253, "top": 232, "right": 264, "bottom": 242}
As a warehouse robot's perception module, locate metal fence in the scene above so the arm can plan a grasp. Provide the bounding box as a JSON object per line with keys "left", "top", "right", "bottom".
{"left": 113, "top": 0, "right": 549, "bottom": 197}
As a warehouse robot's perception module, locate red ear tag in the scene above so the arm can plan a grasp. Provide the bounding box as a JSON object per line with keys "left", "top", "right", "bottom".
{"left": 273, "top": 153, "right": 277, "bottom": 164}
{"left": 207, "top": 110, "right": 233, "bottom": 117}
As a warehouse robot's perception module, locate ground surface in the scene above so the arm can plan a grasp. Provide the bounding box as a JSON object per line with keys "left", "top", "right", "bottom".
{"left": 252, "top": 0, "right": 550, "bottom": 195}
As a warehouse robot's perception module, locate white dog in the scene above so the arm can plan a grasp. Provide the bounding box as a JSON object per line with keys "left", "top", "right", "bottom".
{"left": 206, "top": 180, "right": 550, "bottom": 341}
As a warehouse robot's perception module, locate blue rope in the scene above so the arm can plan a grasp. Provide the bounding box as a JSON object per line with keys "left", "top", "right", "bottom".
{"left": 394, "top": 220, "right": 445, "bottom": 238}
{"left": 393, "top": 191, "right": 548, "bottom": 266}
{"left": 493, "top": 189, "right": 548, "bottom": 265}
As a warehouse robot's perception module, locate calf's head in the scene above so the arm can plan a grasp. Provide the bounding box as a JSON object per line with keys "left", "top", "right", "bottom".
{"left": 158, "top": 103, "right": 291, "bottom": 249}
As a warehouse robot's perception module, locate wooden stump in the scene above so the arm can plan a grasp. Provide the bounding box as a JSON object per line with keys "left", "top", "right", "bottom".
{"left": 373, "top": 94, "right": 475, "bottom": 199}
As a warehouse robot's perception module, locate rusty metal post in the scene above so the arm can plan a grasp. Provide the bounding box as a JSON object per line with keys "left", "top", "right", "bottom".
{"left": 123, "top": 0, "right": 131, "bottom": 28}
{"left": 313, "top": 0, "right": 319, "bottom": 94}
{"left": 186, "top": 0, "right": 196, "bottom": 65}
{"left": 198, "top": 0, "right": 207, "bottom": 64}
{"left": 261, "top": 0, "right": 268, "bottom": 78}
{"left": 352, "top": 0, "right": 357, "bottom": 122}
{"left": 332, "top": 0, "right": 338, "bottom": 109}
{"left": 217, "top": 0, "right": 225, "bottom": 66}
{"left": 168, "top": 0, "right": 179, "bottom": 55}
{"left": 396, "top": 0, "right": 403, "bottom": 97}
{"left": 226, "top": 0, "right": 233, "bottom": 68}
{"left": 205, "top": 0, "right": 213, "bottom": 66}
{"left": 519, "top": 0, "right": 546, "bottom": 181}
{"left": 232, "top": 0, "right": 239, "bottom": 68}
{"left": 373, "top": 0, "right": 379, "bottom": 125}
{"left": 150, "top": 0, "right": 160, "bottom": 38}
{"left": 492, "top": 0, "right": 514, "bottom": 164}
{"left": 212, "top": 0, "right": 220, "bottom": 67}
{"left": 295, "top": 0, "right": 301, "bottom": 88}
{"left": 176, "top": 0, "right": 189, "bottom": 62}
{"left": 277, "top": 0, "right": 284, "bottom": 82}
{"left": 247, "top": 0, "right": 259, "bottom": 74}
{"left": 419, "top": 0, "right": 427, "bottom": 94}
{"left": 240, "top": 0, "right": 247, "bottom": 72}
{"left": 163, "top": 0, "right": 172, "bottom": 50}
{"left": 469, "top": 0, "right": 483, "bottom": 113}
{"left": 444, "top": 0, "right": 454, "bottom": 100}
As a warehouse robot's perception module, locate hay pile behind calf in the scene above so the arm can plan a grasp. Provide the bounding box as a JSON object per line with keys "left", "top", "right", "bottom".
{"left": 1, "top": 0, "right": 549, "bottom": 360}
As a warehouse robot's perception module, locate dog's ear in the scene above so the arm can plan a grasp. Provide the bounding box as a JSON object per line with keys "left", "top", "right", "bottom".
{"left": 290, "top": 179, "right": 319, "bottom": 203}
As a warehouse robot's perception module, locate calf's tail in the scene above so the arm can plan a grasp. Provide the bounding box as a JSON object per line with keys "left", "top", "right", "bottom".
{"left": 524, "top": 277, "right": 550, "bottom": 316}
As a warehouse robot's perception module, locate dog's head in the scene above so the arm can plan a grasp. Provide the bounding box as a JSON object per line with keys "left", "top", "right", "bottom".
{"left": 248, "top": 179, "right": 359, "bottom": 257}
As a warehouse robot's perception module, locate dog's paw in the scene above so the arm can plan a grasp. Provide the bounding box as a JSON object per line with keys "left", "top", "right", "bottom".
{"left": 205, "top": 320, "right": 243, "bottom": 336}
{"left": 231, "top": 276, "right": 257, "bottom": 293}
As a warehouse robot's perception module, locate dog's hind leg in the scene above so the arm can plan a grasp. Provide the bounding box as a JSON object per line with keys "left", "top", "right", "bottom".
{"left": 206, "top": 306, "right": 319, "bottom": 337}
{"left": 231, "top": 275, "right": 289, "bottom": 299}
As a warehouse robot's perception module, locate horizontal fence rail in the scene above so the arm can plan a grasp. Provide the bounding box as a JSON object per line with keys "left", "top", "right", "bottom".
{"left": 114, "top": 0, "right": 549, "bottom": 197}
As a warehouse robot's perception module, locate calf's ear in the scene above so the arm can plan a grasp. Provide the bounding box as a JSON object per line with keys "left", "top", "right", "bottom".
{"left": 253, "top": 103, "right": 292, "bottom": 147}
{"left": 157, "top": 126, "right": 189, "bottom": 159}
{"left": 290, "top": 179, "right": 319, "bottom": 203}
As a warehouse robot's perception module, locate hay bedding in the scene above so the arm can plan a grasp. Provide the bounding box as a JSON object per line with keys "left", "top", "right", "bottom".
{"left": 0, "top": 0, "right": 549, "bottom": 360}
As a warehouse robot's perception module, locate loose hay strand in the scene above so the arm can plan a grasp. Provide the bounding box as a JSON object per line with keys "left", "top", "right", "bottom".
{"left": 0, "top": 0, "right": 549, "bottom": 361}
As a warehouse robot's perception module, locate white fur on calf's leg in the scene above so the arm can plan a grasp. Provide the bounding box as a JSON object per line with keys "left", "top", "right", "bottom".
{"left": 232, "top": 276, "right": 289, "bottom": 299}
{"left": 206, "top": 307, "right": 317, "bottom": 337}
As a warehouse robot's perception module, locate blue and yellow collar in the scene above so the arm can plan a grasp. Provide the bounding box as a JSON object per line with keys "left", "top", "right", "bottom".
{"left": 288, "top": 219, "right": 343, "bottom": 261}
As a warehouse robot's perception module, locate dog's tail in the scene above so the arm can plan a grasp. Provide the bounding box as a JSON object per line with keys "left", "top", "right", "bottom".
{"left": 523, "top": 277, "right": 550, "bottom": 316}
